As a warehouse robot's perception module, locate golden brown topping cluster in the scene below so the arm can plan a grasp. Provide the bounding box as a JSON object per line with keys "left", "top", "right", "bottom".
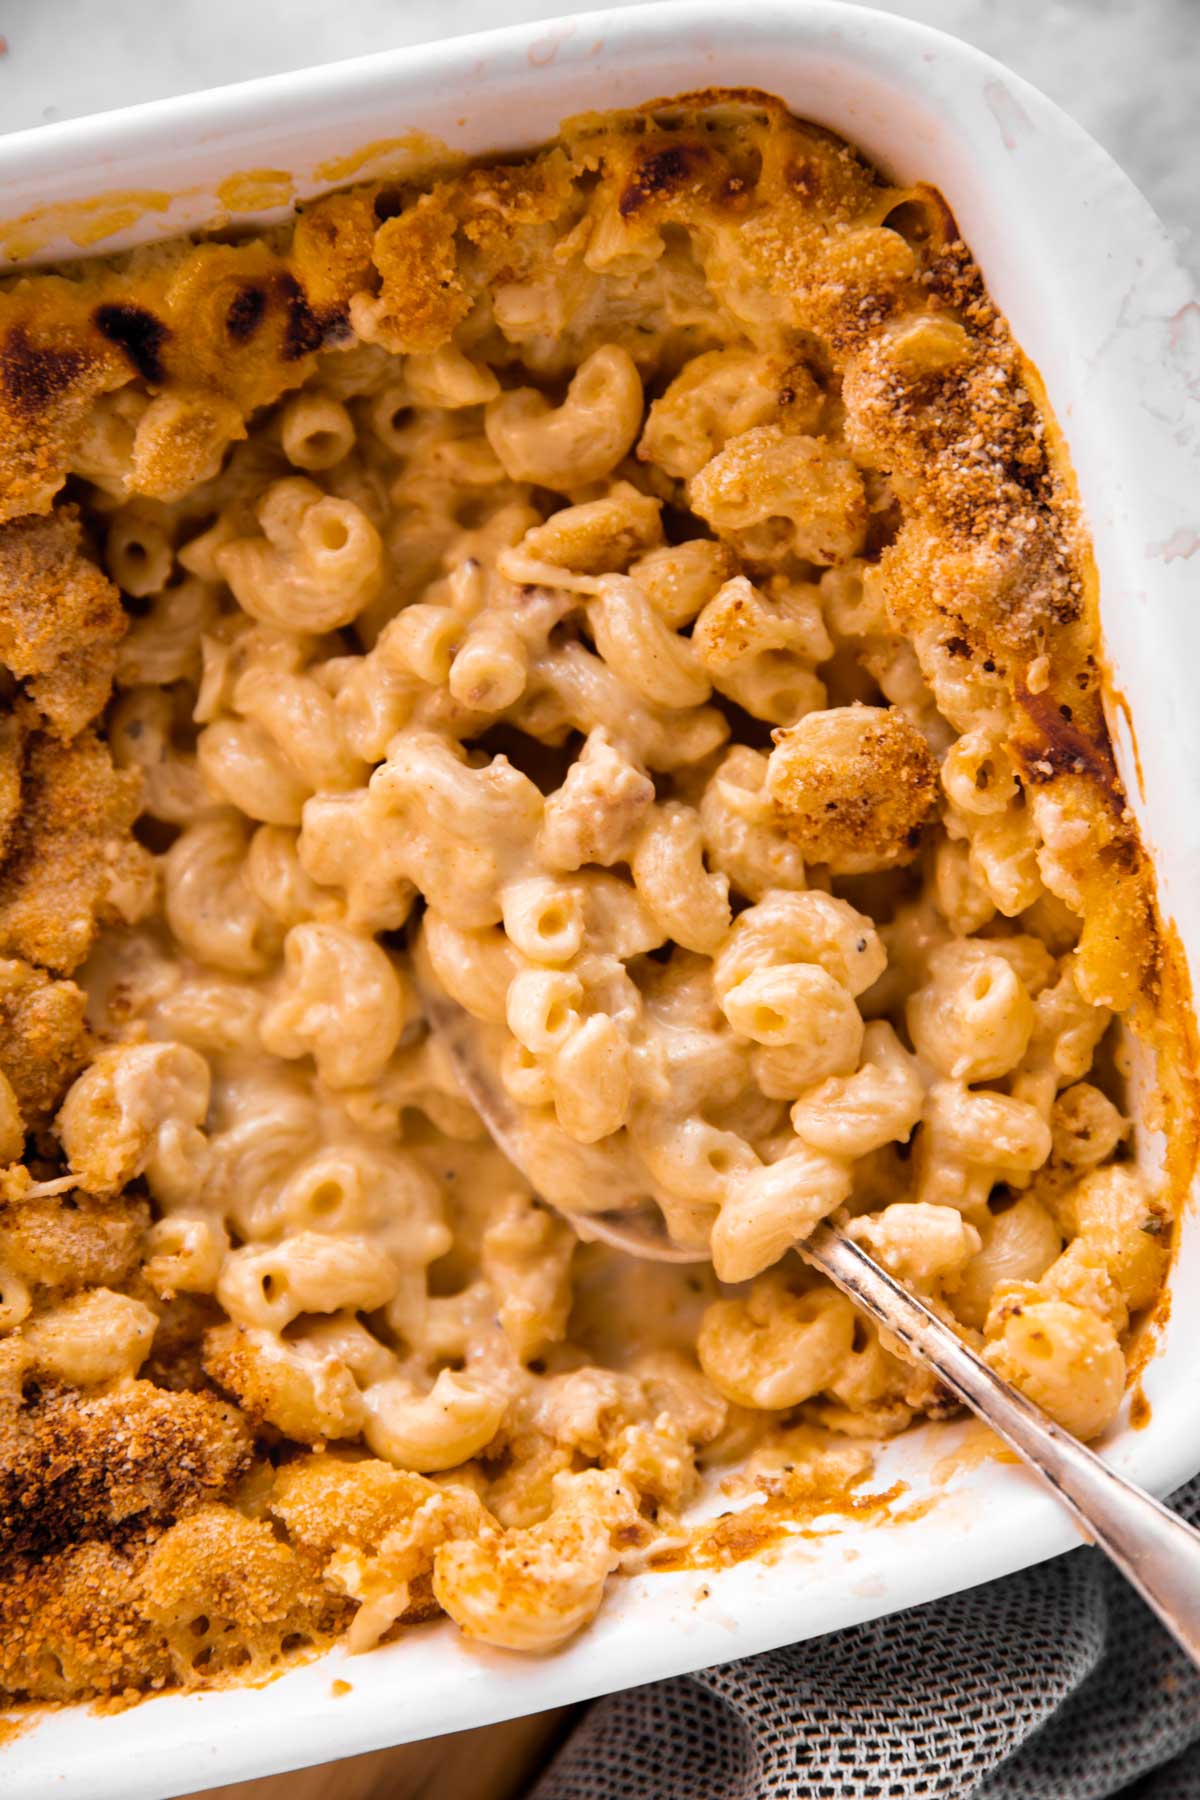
{"left": 0, "top": 957, "right": 87, "bottom": 1125}
{"left": 0, "top": 728, "right": 149, "bottom": 974}
{"left": 0, "top": 508, "right": 126, "bottom": 738}
{"left": 768, "top": 705, "right": 939, "bottom": 872}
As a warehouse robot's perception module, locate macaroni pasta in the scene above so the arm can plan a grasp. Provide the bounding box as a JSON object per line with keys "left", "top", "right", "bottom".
{"left": 0, "top": 90, "right": 1188, "bottom": 1702}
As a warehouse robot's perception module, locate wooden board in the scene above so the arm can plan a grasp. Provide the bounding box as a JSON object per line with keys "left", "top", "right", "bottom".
{"left": 182, "top": 1709, "right": 574, "bottom": 1800}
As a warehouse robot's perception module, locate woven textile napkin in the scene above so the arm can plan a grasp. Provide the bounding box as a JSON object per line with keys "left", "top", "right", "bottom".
{"left": 533, "top": 1476, "right": 1200, "bottom": 1798}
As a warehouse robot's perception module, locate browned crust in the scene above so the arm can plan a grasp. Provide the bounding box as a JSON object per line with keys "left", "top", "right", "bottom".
{"left": 0, "top": 295, "right": 125, "bottom": 522}
{"left": 1012, "top": 683, "right": 1120, "bottom": 794}
{"left": 0, "top": 91, "right": 901, "bottom": 521}
{"left": 647, "top": 1465, "right": 904, "bottom": 1573}
{"left": 139, "top": 1294, "right": 226, "bottom": 1396}
{"left": 0, "top": 1376, "right": 252, "bottom": 1562}
{"left": 840, "top": 257, "right": 1151, "bottom": 1007}
{"left": 0, "top": 507, "right": 126, "bottom": 739}
{"left": 202, "top": 1321, "right": 352, "bottom": 1447}
{"left": 368, "top": 200, "right": 472, "bottom": 352}
{"left": 137, "top": 1505, "right": 351, "bottom": 1684}
{"left": 0, "top": 712, "right": 23, "bottom": 864}
{"left": 0, "top": 728, "right": 149, "bottom": 975}
{"left": 0, "top": 955, "right": 88, "bottom": 1124}
{"left": 0, "top": 1507, "right": 352, "bottom": 1701}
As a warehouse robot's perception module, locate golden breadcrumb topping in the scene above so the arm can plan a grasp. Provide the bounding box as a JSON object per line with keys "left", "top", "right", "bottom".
{"left": 0, "top": 714, "right": 25, "bottom": 861}
{"left": 0, "top": 957, "right": 88, "bottom": 1123}
{"left": 0, "top": 1190, "right": 147, "bottom": 1295}
{"left": 768, "top": 704, "right": 939, "bottom": 872}
{"left": 0, "top": 508, "right": 126, "bottom": 740}
{"left": 0, "top": 290, "right": 126, "bottom": 525}
{"left": 0, "top": 1535, "right": 171, "bottom": 1702}
{"left": 0, "top": 1503, "right": 351, "bottom": 1700}
{"left": 201, "top": 1320, "right": 353, "bottom": 1446}
{"left": 0, "top": 729, "right": 150, "bottom": 974}
{"left": 137, "top": 1505, "right": 350, "bottom": 1682}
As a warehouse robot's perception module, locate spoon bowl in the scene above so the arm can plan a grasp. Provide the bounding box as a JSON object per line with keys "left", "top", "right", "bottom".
{"left": 411, "top": 938, "right": 707, "bottom": 1264}
{"left": 411, "top": 930, "right": 1200, "bottom": 1671}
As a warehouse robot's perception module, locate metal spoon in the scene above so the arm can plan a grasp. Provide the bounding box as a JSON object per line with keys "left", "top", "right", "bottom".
{"left": 413, "top": 950, "right": 1200, "bottom": 1668}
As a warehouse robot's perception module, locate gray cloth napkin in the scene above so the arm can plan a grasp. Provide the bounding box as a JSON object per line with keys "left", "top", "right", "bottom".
{"left": 533, "top": 1476, "right": 1200, "bottom": 1798}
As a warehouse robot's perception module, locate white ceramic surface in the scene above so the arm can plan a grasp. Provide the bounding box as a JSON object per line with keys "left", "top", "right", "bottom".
{"left": 4, "top": 0, "right": 1198, "bottom": 286}
{"left": 0, "top": 6, "right": 1197, "bottom": 1794}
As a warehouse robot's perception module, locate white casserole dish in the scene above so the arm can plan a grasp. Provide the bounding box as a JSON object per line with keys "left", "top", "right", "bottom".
{"left": 1, "top": 4, "right": 1198, "bottom": 1793}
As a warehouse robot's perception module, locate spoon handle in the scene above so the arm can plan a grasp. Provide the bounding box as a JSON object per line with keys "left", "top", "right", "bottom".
{"left": 807, "top": 1223, "right": 1200, "bottom": 1668}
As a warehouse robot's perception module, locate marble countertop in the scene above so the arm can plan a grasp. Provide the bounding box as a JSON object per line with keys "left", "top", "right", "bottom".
{"left": 1, "top": 0, "right": 1196, "bottom": 277}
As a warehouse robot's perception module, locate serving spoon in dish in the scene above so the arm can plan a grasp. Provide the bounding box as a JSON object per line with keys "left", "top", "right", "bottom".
{"left": 413, "top": 958, "right": 1200, "bottom": 1669}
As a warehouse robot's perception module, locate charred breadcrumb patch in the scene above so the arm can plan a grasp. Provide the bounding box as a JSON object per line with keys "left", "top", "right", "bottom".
{"left": 0, "top": 730, "right": 148, "bottom": 975}
{"left": 0, "top": 1378, "right": 252, "bottom": 1561}
{"left": 0, "top": 956, "right": 88, "bottom": 1123}
{"left": 619, "top": 141, "right": 711, "bottom": 216}
{"left": 1014, "top": 685, "right": 1121, "bottom": 795}
{"left": 277, "top": 274, "right": 327, "bottom": 361}
{"left": 92, "top": 303, "right": 168, "bottom": 385}
{"left": 224, "top": 285, "right": 266, "bottom": 343}
{"left": 0, "top": 325, "right": 92, "bottom": 420}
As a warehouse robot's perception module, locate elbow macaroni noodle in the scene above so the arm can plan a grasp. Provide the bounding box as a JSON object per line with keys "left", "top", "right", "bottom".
{"left": 0, "top": 91, "right": 1185, "bottom": 1699}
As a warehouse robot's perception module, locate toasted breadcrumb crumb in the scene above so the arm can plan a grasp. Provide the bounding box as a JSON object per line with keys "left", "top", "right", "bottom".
{"left": 0, "top": 730, "right": 150, "bottom": 974}
{"left": 767, "top": 704, "right": 939, "bottom": 872}
{"left": 0, "top": 955, "right": 88, "bottom": 1123}
{"left": 0, "top": 508, "right": 126, "bottom": 738}
{"left": 0, "top": 1372, "right": 251, "bottom": 1561}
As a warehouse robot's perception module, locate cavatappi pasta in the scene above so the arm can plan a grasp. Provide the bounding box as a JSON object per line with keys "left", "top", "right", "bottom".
{"left": 0, "top": 91, "right": 1189, "bottom": 1701}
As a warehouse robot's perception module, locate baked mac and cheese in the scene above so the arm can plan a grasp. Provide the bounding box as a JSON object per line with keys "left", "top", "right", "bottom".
{"left": 0, "top": 90, "right": 1191, "bottom": 1699}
